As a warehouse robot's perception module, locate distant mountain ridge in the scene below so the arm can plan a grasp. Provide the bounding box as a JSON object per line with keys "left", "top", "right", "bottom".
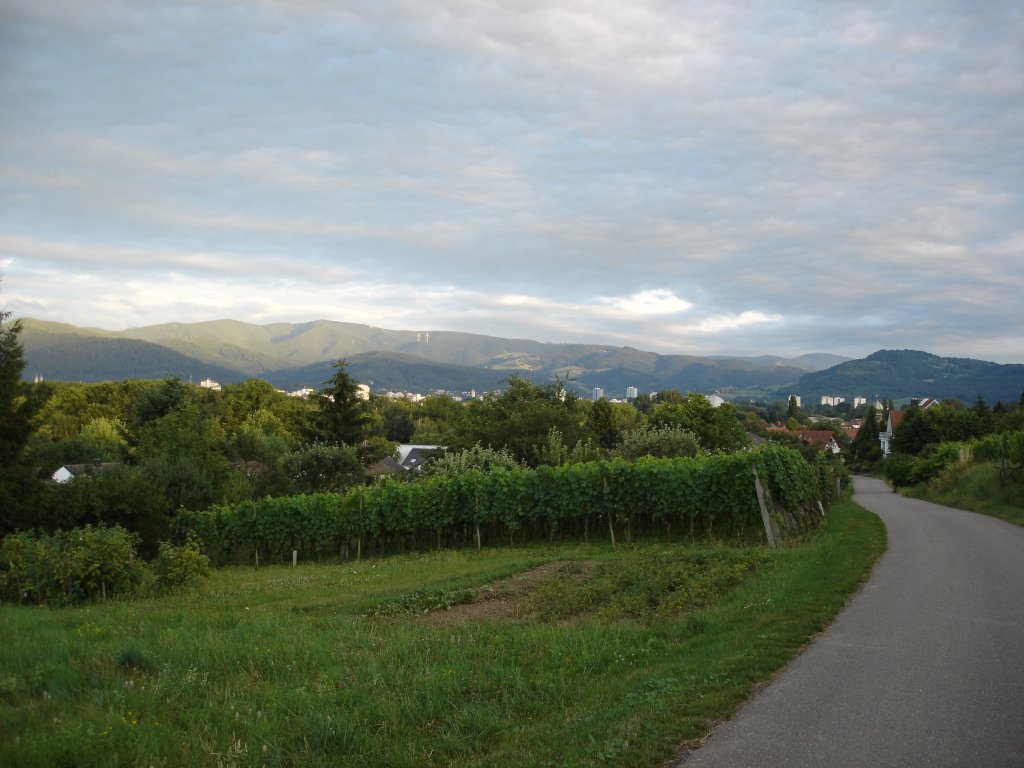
{"left": 19, "top": 318, "right": 826, "bottom": 395}
{"left": 19, "top": 319, "right": 1021, "bottom": 403}
{"left": 795, "top": 349, "right": 1024, "bottom": 404}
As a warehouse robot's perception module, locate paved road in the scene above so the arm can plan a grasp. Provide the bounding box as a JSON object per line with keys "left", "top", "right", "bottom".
{"left": 679, "top": 475, "right": 1024, "bottom": 768}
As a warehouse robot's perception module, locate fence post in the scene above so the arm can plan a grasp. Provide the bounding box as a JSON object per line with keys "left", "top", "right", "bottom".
{"left": 752, "top": 464, "right": 777, "bottom": 548}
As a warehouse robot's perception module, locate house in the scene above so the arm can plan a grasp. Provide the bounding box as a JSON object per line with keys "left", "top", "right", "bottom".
{"left": 878, "top": 410, "right": 906, "bottom": 457}
{"left": 765, "top": 429, "right": 841, "bottom": 455}
{"left": 50, "top": 462, "right": 119, "bottom": 483}
{"left": 365, "top": 456, "right": 405, "bottom": 479}
{"left": 398, "top": 444, "right": 443, "bottom": 472}
{"left": 795, "top": 430, "right": 841, "bottom": 455}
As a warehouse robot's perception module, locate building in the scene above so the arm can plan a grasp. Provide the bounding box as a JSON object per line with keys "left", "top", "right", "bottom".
{"left": 821, "top": 395, "right": 846, "bottom": 407}
{"left": 200, "top": 378, "right": 221, "bottom": 391}
{"left": 878, "top": 410, "right": 906, "bottom": 457}
{"left": 51, "top": 462, "right": 119, "bottom": 484}
{"left": 708, "top": 394, "right": 725, "bottom": 408}
{"left": 625, "top": 386, "right": 638, "bottom": 400}
{"left": 592, "top": 387, "right": 604, "bottom": 401}
{"left": 853, "top": 396, "right": 867, "bottom": 408}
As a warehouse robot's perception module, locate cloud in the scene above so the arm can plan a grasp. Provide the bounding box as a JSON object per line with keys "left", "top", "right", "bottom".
{"left": 1, "top": 0, "right": 1022, "bottom": 361}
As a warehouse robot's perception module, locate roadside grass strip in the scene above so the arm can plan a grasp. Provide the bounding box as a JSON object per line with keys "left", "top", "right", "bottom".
{"left": 0, "top": 499, "right": 884, "bottom": 767}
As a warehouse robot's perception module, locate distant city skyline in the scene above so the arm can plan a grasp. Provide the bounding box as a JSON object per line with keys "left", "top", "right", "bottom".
{"left": 1, "top": 1, "right": 1022, "bottom": 363}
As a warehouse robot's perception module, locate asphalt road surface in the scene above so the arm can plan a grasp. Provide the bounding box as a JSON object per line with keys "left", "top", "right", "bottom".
{"left": 679, "top": 475, "right": 1024, "bottom": 768}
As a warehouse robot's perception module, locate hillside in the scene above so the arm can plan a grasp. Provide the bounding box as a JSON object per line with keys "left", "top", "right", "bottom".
{"left": 25, "top": 320, "right": 1014, "bottom": 402}
{"left": 796, "top": 349, "right": 1024, "bottom": 403}
{"left": 20, "top": 327, "right": 247, "bottom": 385}
{"left": 266, "top": 352, "right": 509, "bottom": 393}
{"left": 19, "top": 317, "right": 821, "bottom": 395}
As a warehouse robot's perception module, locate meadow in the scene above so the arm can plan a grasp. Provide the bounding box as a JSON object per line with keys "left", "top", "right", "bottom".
{"left": 0, "top": 498, "right": 884, "bottom": 767}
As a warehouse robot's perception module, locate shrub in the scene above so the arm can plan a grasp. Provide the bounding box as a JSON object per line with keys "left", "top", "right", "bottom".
{"left": 883, "top": 452, "right": 918, "bottom": 488}
{"left": 151, "top": 536, "right": 210, "bottom": 591}
{"left": 615, "top": 424, "right": 700, "bottom": 460}
{"left": 419, "top": 443, "right": 525, "bottom": 478}
{"left": 0, "top": 525, "right": 144, "bottom": 605}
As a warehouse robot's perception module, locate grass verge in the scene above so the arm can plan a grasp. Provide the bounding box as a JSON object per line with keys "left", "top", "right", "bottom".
{"left": 902, "top": 462, "right": 1024, "bottom": 527}
{"left": 0, "top": 498, "right": 884, "bottom": 767}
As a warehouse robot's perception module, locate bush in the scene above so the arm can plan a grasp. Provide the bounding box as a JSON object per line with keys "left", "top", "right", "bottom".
{"left": 419, "top": 443, "right": 525, "bottom": 478}
{"left": 151, "top": 536, "right": 210, "bottom": 591}
{"left": 883, "top": 452, "right": 918, "bottom": 488}
{"left": 0, "top": 525, "right": 145, "bottom": 605}
{"left": 615, "top": 424, "right": 700, "bottom": 460}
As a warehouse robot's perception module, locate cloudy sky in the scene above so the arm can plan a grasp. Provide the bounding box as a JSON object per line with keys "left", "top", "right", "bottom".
{"left": 2, "top": 1, "right": 1022, "bottom": 362}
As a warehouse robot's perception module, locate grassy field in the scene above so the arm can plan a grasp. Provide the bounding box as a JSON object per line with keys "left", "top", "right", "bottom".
{"left": 903, "top": 462, "right": 1024, "bottom": 527}
{"left": 0, "top": 499, "right": 884, "bottom": 767}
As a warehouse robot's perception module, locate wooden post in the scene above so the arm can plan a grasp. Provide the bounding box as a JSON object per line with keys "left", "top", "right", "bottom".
{"left": 292, "top": 549, "right": 297, "bottom": 567}
{"left": 818, "top": 500, "right": 827, "bottom": 518}
{"left": 752, "top": 465, "right": 777, "bottom": 548}
{"left": 474, "top": 524, "right": 482, "bottom": 554}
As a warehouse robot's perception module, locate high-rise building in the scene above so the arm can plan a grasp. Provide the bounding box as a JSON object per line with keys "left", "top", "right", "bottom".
{"left": 592, "top": 387, "right": 604, "bottom": 401}
{"left": 626, "top": 386, "right": 638, "bottom": 400}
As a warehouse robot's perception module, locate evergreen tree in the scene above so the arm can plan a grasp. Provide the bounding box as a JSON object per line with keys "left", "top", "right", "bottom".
{"left": 0, "top": 305, "right": 36, "bottom": 530}
{"left": 316, "top": 360, "right": 372, "bottom": 446}
{"left": 587, "top": 398, "right": 619, "bottom": 449}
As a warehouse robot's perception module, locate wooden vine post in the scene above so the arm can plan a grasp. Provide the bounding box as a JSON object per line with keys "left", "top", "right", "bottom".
{"left": 752, "top": 463, "right": 777, "bottom": 548}
{"left": 603, "top": 476, "right": 617, "bottom": 550}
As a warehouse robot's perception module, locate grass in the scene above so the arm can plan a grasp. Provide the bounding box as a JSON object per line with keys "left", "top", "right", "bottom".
{"left": 903, "top": 461, "right": 1024, "bottom": 527}
{"left": 0, "top": 499, "right": 885, "bottom": 767}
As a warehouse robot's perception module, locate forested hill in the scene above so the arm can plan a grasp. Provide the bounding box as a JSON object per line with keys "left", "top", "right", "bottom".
{"left": 19, "top": 318, "right": 813, "bottom": 395}
{"left": 796, "top": 349, "right": 1024, "bottom": 403}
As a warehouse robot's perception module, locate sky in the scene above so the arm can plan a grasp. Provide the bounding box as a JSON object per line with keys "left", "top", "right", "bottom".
{"left": 1, "top": 1, "right": 1023, "bottom": 363}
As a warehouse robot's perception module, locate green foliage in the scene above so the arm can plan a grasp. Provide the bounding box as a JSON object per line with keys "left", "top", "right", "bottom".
{"left": 366, "top": 587, "right": 475, "bottom": 616}
{"left": 0, "top": 308, "right": 37, "bottom": 531}
{"left": 315, "top": 360, "right": 372, "bottom": 446}
{"left": 0, "top": 525, "right": 145, "bottom": 605}
{"left": 151, "top": 536, "right": 210, "bottom": 591}
{"left": 615, "top": 424, "right": 700, "bottom": 460}
{"left": 536, "top": 427, "right": 604, "bottom": 466}
{"left": 284, "top": 441, "right": 363, "bottom": 493}
{"left": 176, "top": 446, "right": 823, "bottom": 563}
{"left": 648, "top": 394, "right": 748, "bottom": 453}
{"left": 419, "top": 443, "right": 524, "bottom": 478}
{"left": 0, "top": 500, "right": 884, "bottom": 768}
{"left": 445, "top": 376, "right": 589, "bottom": 466}
{"left": 587, "top": 398, "right": 620, "bottom": 449}
{"left": 37, "top": 466, "right": 171, "bottom": 557}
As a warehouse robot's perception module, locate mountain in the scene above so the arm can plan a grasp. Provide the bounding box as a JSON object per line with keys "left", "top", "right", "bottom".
{"left": 29, "top": 319, "right": 1012, "bottom": 402}
{"left": 19, "top": 318, "right": 817, "bottom": 395}
{"left": 796, "top": 350, "right": 1024, "bottom": 404}
{"left": 265, "top": 352, "right": 510, "bottom": 393}
{"left": 19, "top": 322, "right": 247, "bottom": 385}
{"left": 708, "top": 353, "right": 851, "bottom": 371}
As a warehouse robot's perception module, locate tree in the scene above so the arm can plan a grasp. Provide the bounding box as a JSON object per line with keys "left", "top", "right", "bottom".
{"left": 0, "top": 304, "right": 37, "bottom": 531}
{"left": 445, "top": 377, "right": 588, "bottom": 466}
{"left": 586, "top": 398, "right": 619, "bottom": 449}
{"left": 649, "top": 394, "right": 747, "bottom": 453}
{"left": 850, "top": 405, "right": 882, "bottom": 466}
{"left": 315, "top": 361, "right": 372, "bottom": 447}
{"left": 284, "top": 442, "right": 363, "bottom": 493}
{"left": 616, "top": 424, "right": 700, "bottom": 460}
{"left": 787, "top": 395, "right": 805, "bottom": 424}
